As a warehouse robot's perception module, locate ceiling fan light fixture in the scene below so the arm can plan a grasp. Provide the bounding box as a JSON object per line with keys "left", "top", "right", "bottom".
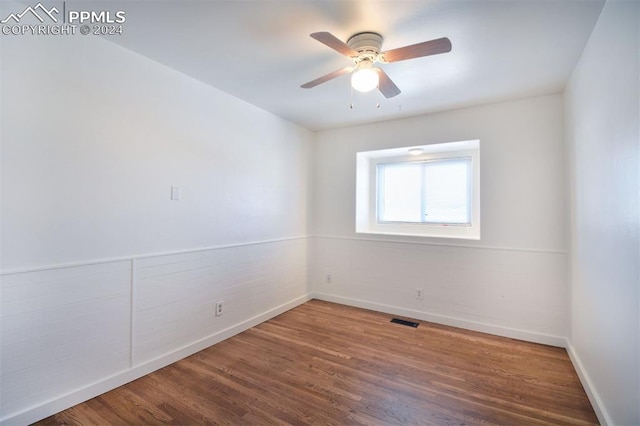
{"left": 302, "top": 31, "right": 451, "bottom": 99}
{"left": 351, "top": 63, "right": 379, "bottom": 92}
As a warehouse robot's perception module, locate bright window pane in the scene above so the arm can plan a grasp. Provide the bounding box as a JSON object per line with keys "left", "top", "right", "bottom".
{"left": 378, "top": 163, "right": 422, "bottom": 222}
{"left": 423, "top": 158, "right": 471, "bottom": 224}
{"left": 377, "top": 157, "right": 472, "bottom": 225}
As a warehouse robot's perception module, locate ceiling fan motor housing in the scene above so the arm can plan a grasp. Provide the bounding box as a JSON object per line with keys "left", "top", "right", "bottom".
{"left": 347, "top": 32, "right": 384, "bottom": 58}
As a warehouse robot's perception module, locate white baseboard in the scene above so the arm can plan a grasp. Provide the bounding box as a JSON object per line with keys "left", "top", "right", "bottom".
{"left": 1, "top": 294, "right": 312, "bottom": 426}
{"left": 565, "top": 343, "right": 612, "bottom": 426}
{"left": 311, "top": 292, "right": 567, "bottom": 347}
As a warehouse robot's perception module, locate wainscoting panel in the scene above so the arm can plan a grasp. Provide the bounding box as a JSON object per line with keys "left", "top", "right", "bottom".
{"left": 312, "top": 236, "right": 567, "bottom": 344}
{"left": 134, "top": 239, "right": 308, "bottom": 365}
{"left": 1, "top": 261, "right": 132, "bottom": 419}
{"left": 0, "top": 237, "right": 309, "bottom": 425}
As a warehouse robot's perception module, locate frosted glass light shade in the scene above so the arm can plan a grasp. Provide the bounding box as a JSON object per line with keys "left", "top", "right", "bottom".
{"left": 351, "top": 68, "right": 379, "bottom": 92}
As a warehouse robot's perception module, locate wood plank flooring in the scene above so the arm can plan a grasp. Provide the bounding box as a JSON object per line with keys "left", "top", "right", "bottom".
{"left": 37, "top": 300, "right": 598, "bottom": 425}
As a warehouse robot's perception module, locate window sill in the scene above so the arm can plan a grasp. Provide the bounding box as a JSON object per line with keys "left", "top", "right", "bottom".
{"left": 356, "top": 226, "right": 480, "bottom": 240}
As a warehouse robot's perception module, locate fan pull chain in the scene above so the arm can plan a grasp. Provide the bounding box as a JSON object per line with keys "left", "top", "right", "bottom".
{"left": 350, "top": 85, "right": 354, "bottom": 109}
{"left": 348, "top": 87, "right": 381, "bottom": 110}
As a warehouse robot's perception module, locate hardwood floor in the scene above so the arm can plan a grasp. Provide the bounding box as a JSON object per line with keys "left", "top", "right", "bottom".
{"left": 37, "top": 300, "right": 598, "bottom": 425}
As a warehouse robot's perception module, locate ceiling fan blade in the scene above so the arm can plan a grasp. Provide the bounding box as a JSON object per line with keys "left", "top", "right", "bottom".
{"left": 310, "top": 32, "right": 359, "bottom": 57}
{"left": 301, "top": 66, "right": 354, "bottom": 89}
{"left": 381, "top": 37, "right": 452, "bottom": 63}
{"left": 376, "top": 68, "right": 401, "bottom": 98}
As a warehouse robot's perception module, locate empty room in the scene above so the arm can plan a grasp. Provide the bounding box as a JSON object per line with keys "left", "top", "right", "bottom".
{"left": 1, "top": 0, "right": 638, "bottom": 425}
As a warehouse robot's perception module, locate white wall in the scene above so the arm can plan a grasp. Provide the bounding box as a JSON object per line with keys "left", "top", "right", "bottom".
{"left": 565, "top": 1, "right": 639, "bottom": 424}
{"left": 312, "top": 95, "right": 568, "bottom": 344}
{"left": 0, "top": 18, "right": 313, "bottom": 424}
{"left": 1, "top": 33, "right": 311, "bottom": 271}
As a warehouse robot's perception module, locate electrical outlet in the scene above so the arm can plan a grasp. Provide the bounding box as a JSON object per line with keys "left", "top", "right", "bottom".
{"left": 326, "top": 274, "right": 332, "bottom": 283}
{"left": 416, "top": 288, "right": 424, "bottom": 300}
{"left": 215, "top": 301, "right": 223, "bottom": 317}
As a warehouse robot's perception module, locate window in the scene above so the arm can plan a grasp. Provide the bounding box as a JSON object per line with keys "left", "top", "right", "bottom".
{"left": 356, "top": 140, "right": 480, "bottom": 239}
{"left": 378, "top": 157, "right": 472, "bottom": 224}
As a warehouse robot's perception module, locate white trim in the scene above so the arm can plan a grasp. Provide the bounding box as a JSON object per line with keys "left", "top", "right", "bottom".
{"left": 0, "top": 294, "right": 313, "bottom": 426}
{"left": 565, "top": 342, "right": 613, "bottom": 426}
{"left": 311, "top": 235, "right": 566, "bottom": 255}
{"left": 0, "top": 236, "right": 309, "bottom": 276}
{"left": 311, "top": 292, "right": 567, "bottom": 347}
{"left": 129, "top": 258, "right": 137, "bottom": 368}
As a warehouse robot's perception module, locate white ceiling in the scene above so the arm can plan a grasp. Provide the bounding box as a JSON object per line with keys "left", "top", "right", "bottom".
{"left": 103, "top": 0, "right": 604, "bottom": 131}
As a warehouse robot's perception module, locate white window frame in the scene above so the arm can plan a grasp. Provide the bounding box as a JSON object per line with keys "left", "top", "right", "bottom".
{"left": 356, "top": 140, "right": 480, "bottom": 240}
{"left": 376, "top": 156, "right": 473, "bottom": 225}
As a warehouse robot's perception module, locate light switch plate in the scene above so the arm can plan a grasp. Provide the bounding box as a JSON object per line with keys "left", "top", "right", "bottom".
{"left": 171, "top": 186, "right": 181, "bottom": 200}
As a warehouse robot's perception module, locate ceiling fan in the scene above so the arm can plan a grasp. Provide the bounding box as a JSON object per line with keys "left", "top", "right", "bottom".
{"left": 301, "top": 32, "right": 452, "bottom": 99}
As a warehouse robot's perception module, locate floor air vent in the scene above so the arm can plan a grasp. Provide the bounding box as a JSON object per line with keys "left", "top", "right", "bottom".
{"left": 390, "top": 318, "right": 419, "bottom": 328}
